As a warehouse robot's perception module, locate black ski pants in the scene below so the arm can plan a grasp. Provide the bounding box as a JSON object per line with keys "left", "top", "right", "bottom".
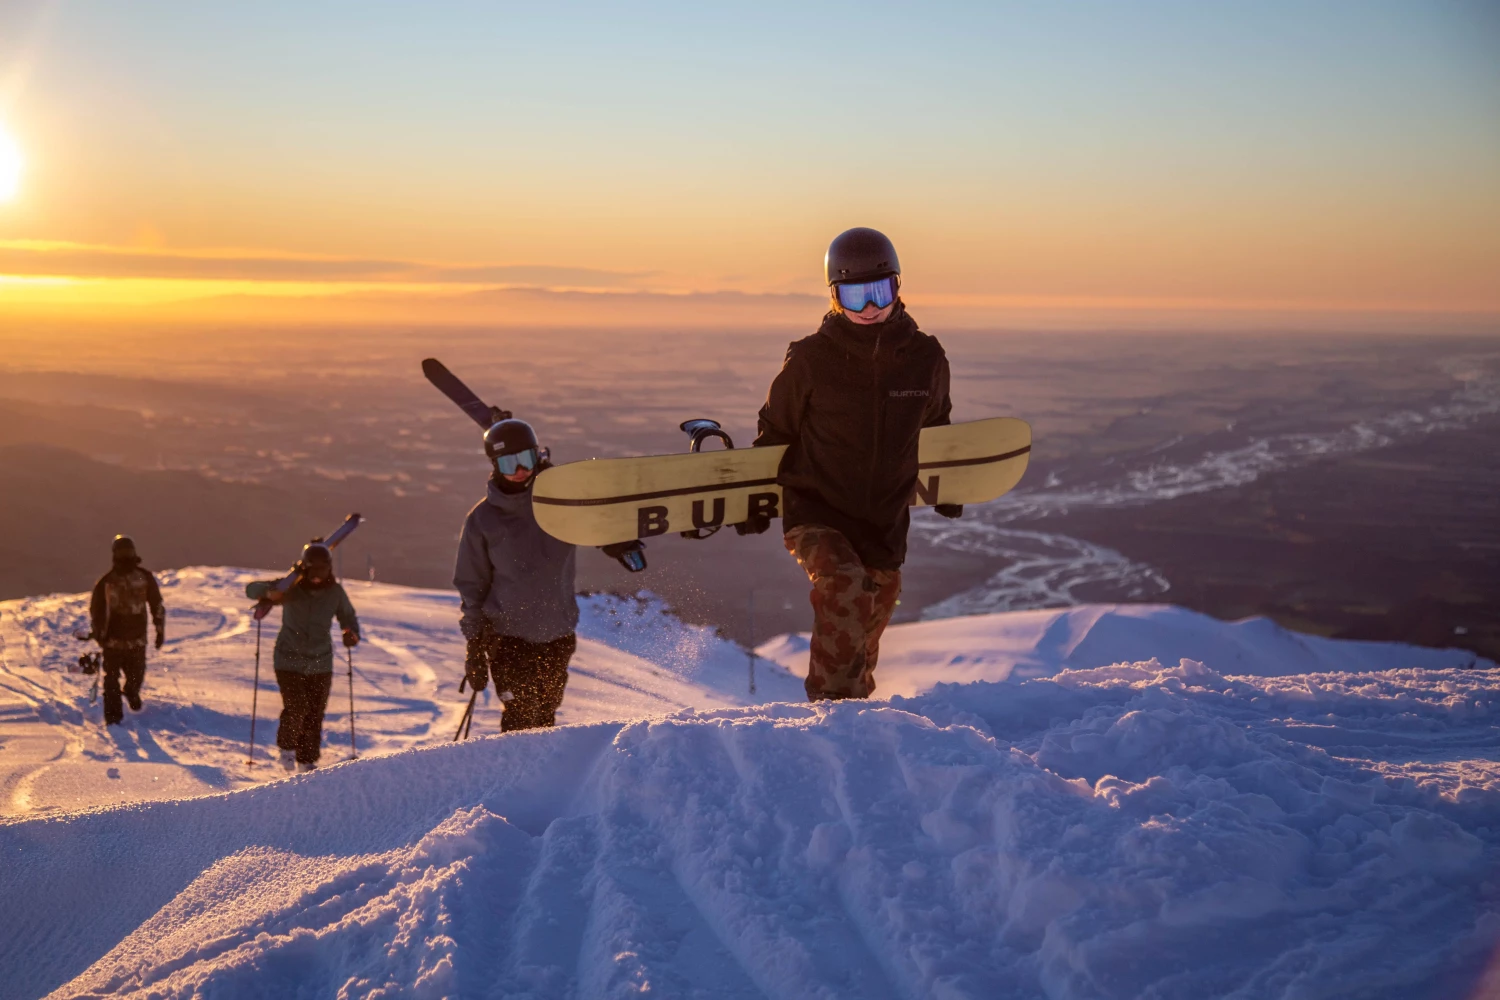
{"left": 275, "top": 670, "right": 333, "bottom": 765}
{"left": 486, "top": 632, "right": 575, "bottom": 732}
{"left": 102, "top": 648, "right": 147, "bottom": 725}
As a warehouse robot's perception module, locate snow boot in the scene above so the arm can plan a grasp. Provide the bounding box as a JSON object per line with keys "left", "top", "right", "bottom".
{"left": 126, "top": 693, "right": 142, "bottom": 712}
{"left": 279, "top": 749, "right": 296, "bottom": 772}
{"left": 296, "top": 760, "right": 317, "bottom": 773}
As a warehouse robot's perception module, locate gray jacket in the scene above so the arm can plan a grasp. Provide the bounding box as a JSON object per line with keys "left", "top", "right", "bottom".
{"left": 454, "top": 478, "right": 578, "bottom": 643}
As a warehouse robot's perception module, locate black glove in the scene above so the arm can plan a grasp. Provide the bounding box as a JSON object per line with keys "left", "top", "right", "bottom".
{"left": 735, "top": 514, "right": 772, "bottom": 536}
{"left": 342, "top": 628, "right": 360, "bottom": 648}
{"left": 602, "top": 540, "right": 647, "bottom": 573}
{"left": 464, "top": 636, "right": 489, "bottom": 692}
{"left": 934, "top": 504, "right": 964, "bottom": 519}
{"left": 155, "top": 624, "right": 166, "bottom": 650}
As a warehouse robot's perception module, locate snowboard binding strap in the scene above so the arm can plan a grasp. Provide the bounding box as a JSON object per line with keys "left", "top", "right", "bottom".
{"left": 678, "top": 419, "right": 735, "bottom": 539}
{"left": 680, "top": 418, "right": 734, "bottom": 454}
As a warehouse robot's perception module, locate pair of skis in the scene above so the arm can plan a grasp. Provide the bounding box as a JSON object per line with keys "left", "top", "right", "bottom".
{"left": 427, "top": 358, "right": 509, "bottom": 743}
{"left": 423, "top": 357, "right": 650, "bottom": 572}
{"left": 422, "top": 358, "right": 510, "bottom": 432}
{"left": 251, "top": 513, "right": 365, "bottom": 620}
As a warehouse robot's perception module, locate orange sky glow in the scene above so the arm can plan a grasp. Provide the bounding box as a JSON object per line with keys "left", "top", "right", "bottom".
{"left": 0, "top": 3, "right": 1496, "bottom": 332}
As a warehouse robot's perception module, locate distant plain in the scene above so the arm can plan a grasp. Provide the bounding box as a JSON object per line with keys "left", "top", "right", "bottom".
{"left": 1, "top": 320, "right": 1495, "bottom": 658}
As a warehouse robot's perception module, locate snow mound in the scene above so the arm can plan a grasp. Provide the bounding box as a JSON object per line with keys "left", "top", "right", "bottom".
{"left": 8, "top": 654, "right": 1500, "bottom": 999}
{"left": 757, "top": 602, "right": 1488, "bottom": 696}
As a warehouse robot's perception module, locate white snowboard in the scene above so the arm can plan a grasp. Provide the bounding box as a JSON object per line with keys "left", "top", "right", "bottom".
{"left": 532, "top": 417, "right": 1031, "bottom": 546}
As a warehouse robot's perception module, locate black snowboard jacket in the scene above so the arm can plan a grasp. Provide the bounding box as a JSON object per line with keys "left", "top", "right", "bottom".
{"left": 754, "top": 304, "right": 952, "bottom": 570}
{"left": 90, "top": 564, "right": 165, "bottom": 651}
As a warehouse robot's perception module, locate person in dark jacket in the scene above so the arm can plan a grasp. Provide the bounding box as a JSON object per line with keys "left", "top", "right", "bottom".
{"left": 245, "top": 543, "right": 359, "bottom": 771}
{"left": 455, "top": 418, "right": 580, "bottom": 732}
{"left": 89, "top": 535, "right": 166, "bottom": 725}
{"left": 753, "top": 227, "right": 962, "bottom": 701}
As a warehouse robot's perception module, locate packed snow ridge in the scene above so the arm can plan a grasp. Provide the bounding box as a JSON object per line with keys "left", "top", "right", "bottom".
{"left": 2, "top": 570, "right": 1498, "bottom": 999}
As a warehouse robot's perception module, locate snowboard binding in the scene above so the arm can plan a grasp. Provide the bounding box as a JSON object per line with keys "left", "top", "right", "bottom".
{"left": 72, "top": 634, "right": 102, "bottom": 703}
{"left": 679, "top": 419, "right": 735, "bottom": 540}
{"left": 680, "top": 418, "right": 734, "bottom": 454}
{"left": 602, "top": 540, "right": 648, "bottom": 573}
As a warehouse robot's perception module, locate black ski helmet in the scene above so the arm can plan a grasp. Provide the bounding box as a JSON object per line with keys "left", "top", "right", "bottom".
{"left": 300, "top": 540, "right": 333, "bottom": 566}
{"left": 825, "top": 228, "right": 900, "bottom": 285}
{"left": 483, "top": 418, "right": 539, "bottom": 461}
{"left": 111, "top": 534, "right": 140, "bottom": 564}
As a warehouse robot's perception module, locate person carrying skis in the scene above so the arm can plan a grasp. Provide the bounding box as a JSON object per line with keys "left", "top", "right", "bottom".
{"left": 245, "top": 542, "right": 360, "bottom": 771}
{"left": 89, "top": 535, "right": 166, "bottom": 725}
{"left": 750, "top": 227, "right": 961, "bottom": 701}
{"left": 454, "top": 418, "right": 581, "bottom": 732}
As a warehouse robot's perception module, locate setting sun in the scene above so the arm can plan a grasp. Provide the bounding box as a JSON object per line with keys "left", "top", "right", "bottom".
{"left": 0, "top": 123, "right": 21, "bottom": 202}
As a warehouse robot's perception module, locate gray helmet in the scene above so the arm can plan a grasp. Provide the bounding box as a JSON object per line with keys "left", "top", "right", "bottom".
{"left": 825, "top": 228, "right": 900, "bottom": 285}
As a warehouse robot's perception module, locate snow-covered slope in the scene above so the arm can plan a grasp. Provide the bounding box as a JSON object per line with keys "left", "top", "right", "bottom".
{"left": 756, "top": 602, "right": 1487, "bottom": 695}
{"left": 3, "top": 571, "right": 1499, "bottom": 999}
{"left": 0, "top": 567, "right": 801, "bottom": 818}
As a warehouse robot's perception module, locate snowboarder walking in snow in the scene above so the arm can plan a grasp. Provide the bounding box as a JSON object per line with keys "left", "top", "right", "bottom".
{"left": 245, "top": 542, "right": 360, "bottom": 771}
{"left": 751, "top": 228, "right": 961, "bottom": 701}
{"left": 454, "top": 418, "right": 579, "bottom": 732}
{"left": 89, "top": 535, "right": 166, "bottom": 725}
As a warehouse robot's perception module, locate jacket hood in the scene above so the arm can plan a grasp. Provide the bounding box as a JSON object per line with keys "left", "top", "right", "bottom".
{"left": 485, "top": 476, "right": 536, "bottom": 515}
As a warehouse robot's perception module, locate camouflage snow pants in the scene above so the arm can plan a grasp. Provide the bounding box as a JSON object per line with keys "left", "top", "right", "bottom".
{"left": 784, "top": 524, "right": 901, "bottom": 701}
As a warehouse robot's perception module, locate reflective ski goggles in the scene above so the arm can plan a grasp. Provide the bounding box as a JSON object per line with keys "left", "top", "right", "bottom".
{"left": 834, "top": 275, "right": 898, "bottom": 312}
{"left": 494, "top": 447, "right": 540, "bottom": 476}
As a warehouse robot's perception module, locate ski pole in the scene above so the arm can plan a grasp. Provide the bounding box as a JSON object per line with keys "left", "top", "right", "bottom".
{"left": 747, "top": 589, "right": 757, "bottom": 696}
{"left": 346, "top": 645, "right": 358, "bottom": 759}
{"left": 454, "top": 689, "right": 477, "bottom": 742}
{"left": 246, "top": 618, "right": 262, "bottom": 766}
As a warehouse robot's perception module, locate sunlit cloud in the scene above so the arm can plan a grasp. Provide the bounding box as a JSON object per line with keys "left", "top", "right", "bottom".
{"left": 2, "top": 268, "right": 1488, "bottom": 336}
{"left": 0, "top": 240, "right": 650, "bottom": 287}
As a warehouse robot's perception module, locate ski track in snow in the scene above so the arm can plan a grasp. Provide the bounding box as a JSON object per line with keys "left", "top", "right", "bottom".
{"left": 915, "top": 358, "right": 1500, "bottom": 615}
{"left": 3, "top": 586, "right": 1499, "bottom": 998}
